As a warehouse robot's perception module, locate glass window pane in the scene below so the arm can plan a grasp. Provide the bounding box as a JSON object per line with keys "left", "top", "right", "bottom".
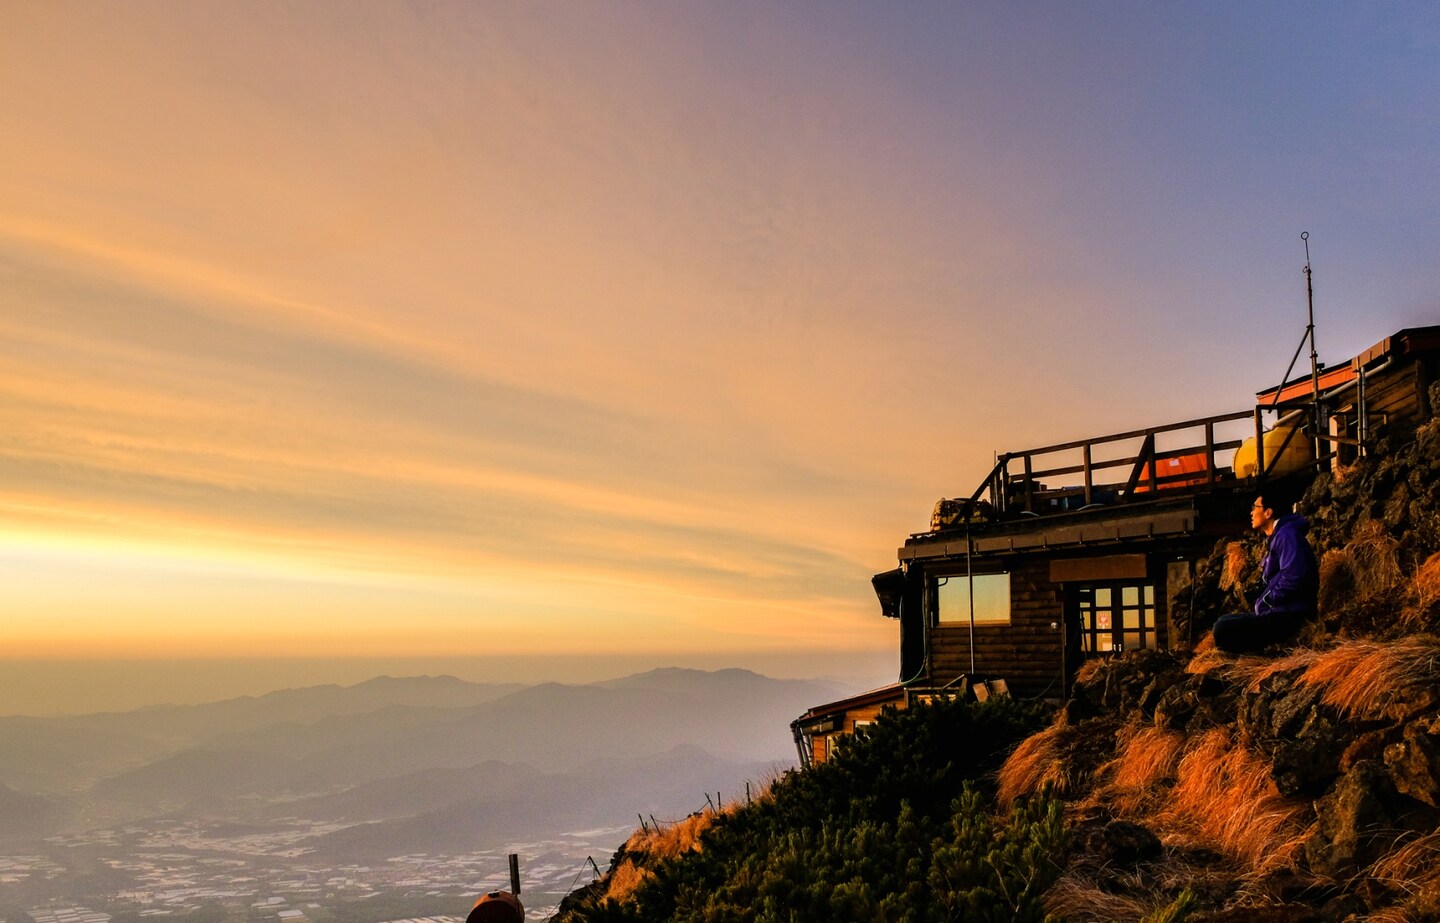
{"left": 1143, "top": 585, "right": 1155, "bottom": 604}
{"left": 1123, "top": 586, "right": 1139, "bottom": 606}
{"left": 1097, "top": 611, "right": 1112, "bottom": 631}
{"left": 937, "top": 573, "right": 1011, "bottom": 624}
{"left": 1123, "top": 631, "right": 1141, "bottom": 651}
{"left": 1097, "top": 635, "right": 1113, "bottom": 652}
{"left": 1122, "top": 609, "right": 1140, "bottom": 629}
{"left": 1096, "top": 588, "right": 1111, "bottom": 606}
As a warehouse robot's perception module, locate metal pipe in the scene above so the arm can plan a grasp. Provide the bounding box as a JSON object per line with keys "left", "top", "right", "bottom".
{"left": 966, "top": 526, "right": 976, "bottom": 675}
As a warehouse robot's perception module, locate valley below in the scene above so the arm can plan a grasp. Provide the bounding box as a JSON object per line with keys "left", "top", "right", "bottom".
{"left": 0, "top": 669, "right": 851, "bottom": 923}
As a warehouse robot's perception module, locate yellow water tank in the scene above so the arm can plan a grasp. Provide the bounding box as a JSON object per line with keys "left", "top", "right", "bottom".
{"left": 1233, "top": 425, "right": 1314, "bottom": 478}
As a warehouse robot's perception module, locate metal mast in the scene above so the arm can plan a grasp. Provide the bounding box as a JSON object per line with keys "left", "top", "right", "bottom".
{"left": 1303, "top": 232, "right": 1322, "bottom": 460}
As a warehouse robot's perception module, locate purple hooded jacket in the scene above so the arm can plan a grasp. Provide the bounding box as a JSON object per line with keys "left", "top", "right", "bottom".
{"left": 1254, "top": 513, "right": 1318, "bottom": 617}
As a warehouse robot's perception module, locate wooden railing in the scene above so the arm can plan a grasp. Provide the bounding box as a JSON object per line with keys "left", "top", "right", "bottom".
{"left": 967, "top": 410, "right": 1255, "bottom": 517}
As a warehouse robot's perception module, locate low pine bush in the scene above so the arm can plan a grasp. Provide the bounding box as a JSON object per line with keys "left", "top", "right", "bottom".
{"left": 560, "top": 695, "right": 1057, "bottom": 923}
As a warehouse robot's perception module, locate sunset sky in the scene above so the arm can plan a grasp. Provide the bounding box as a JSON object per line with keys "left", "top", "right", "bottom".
{"left": 3, "top": 3, "right": 1438, "bottom": 713}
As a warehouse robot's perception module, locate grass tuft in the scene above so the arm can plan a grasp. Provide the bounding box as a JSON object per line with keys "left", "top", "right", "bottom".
{"left": 1043, "top": 872, "right": 1152, "bottom": 921}
{"left": 1349, "top": 520, "right": 1404, "bottom": 599}
{"left": 1073, "top": 657, "right": 1107, "bottom": 688}
{"left": 1319, "top": 548, "right": 1357, "bottom": 614}
{"left": 1242, "top": 648, "right": 1322, "bottom": 693}
{"left": 621, "top": 808, "right": 717, "bottom": 859}
{"left": 1158, "top": 728, "right": 1306, "bottom": 874}
{"left": 601, "top": 808, "right": 728, "bottom": 904}
{"left": 1415, "top": 553, "right": 1440, "bottom": 610}
{"left": 1110, "top": 726, "right": 1185, "bottom": 794}
{"left": 1371, "top": 830, "right": 1440, "bottom": 896}
{"left": 1083, "top": 723, "right": 1185, "bottom": 816}
{"left": 1220, "top": 542, "right": 1253, "bottom": 593}
{"left": 601, "top": 860, "right": 651, "bottom": 904}
{"left": 1297, "top": 636, "right": 1440, "bottom": 720}
{"left": 996, "top": 721, "right": 1068, "bottom": 806}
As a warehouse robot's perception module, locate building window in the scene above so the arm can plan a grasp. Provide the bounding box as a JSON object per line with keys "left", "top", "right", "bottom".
{"left": 1076, "top": 582, "right": 1156, "bottom": 653}
{"left": 936, "top": 572, "right": 1011, "bottom": 625}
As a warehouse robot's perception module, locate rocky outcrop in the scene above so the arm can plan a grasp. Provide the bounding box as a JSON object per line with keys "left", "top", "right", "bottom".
{"left": 1036, "top": 639, "right": 1440, "bottom": 918}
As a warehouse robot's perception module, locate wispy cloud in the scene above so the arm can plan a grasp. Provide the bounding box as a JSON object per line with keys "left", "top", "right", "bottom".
{"left": 2, "top": 1, "right": 1435, "bottom": 673}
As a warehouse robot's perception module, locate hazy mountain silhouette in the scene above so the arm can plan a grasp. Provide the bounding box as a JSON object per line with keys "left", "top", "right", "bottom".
{"left": 1, "top": 669, "right": 850, "bottom": 856}
{"left": 304, "top": 743, "right": 776, "bottom": 861}
{"left": 0, "top": 782, "right": 69, "bottom": 843}
{"left": 0, "top": 675, "right": 524, "bottom": 793}
{"left": 92, "top": 749, "right": 296, "bottom": 806}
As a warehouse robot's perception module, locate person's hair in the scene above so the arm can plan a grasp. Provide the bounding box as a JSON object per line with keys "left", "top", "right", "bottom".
{"left": 1256, "top": 483, "right": 1299, "bottom": 515}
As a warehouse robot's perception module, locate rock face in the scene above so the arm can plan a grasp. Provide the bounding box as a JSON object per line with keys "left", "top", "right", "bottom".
{"left": 1386, "top": 719, "right": 1440, "bottom": 808}
{"left": 1304, "top": 759, "right": 1399, "bottom": 877}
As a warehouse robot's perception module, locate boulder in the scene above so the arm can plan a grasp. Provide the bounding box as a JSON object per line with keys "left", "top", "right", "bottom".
{"left": 1154, "top": 673, "right": 1238, "bottom": 735}
{"left": 1270, "top": 707, "right": 1348, "bottom": 797}
{"left": 1339, "top": 728, "right": 1395, "bottom": 773}
{"left": 1383, "top": 720, "right": 1440, "bottom": 808}
{"left": 1303, "top": 760, "right": 1398, "bottom": 877}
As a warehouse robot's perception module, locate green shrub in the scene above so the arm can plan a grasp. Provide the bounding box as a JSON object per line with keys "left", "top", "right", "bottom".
{"left": 561, "top": 696, "right": 1059, "bottom": 922}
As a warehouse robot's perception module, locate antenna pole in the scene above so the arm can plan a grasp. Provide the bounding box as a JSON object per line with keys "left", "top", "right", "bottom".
{"left": 1302, "top": 232, "right": 1321, "bottom": 462}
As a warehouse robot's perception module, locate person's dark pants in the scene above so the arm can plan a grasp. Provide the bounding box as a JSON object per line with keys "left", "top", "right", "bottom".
{"left": 1212, "top": 611, "right": 1308, "bottom": 654}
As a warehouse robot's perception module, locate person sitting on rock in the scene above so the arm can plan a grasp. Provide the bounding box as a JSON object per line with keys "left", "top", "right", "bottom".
{"left": 1212, "top": 488, "right": 1318, "bottom": 654}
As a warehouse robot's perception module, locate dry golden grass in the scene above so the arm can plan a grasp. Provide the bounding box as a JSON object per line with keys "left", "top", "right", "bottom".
{"left": 1319, "top": 547, "right": 1357, "bottom": 614}
{"left": 1112, "top": 726, "right": 1186, "bottom": 792}
{"left": 1080, "top": 724, "right": 1184, "bottom": 817}
{"left": 1184, "top": 634, "right": 1229, "bottom": 676}
{"left": 601, "top": 860, "right": 651, "bottom": 904}
{"left": 596, "top": 776, "right": 785, "bottom": 908}
{"left": 1242, "top": 648, "right": 1323, "bottom": 693}
{"left": 1349, "top": 520, "right": 1404, "bottom": 599}
{"left": 1220, "top": 542, "right": 1252, "bottom": 592}
{"left": 622, "top": 808, "right": 717, "bottom": 859}
{"left": 1157, "top": 728, "right": 1307, "bottom": 874}
{"left": 599, "top": 809, "right": 726, "bottom": 905}
{"left": 1044, "top": 872, "right": 1153, "bottom": 921}
{"left": 1371, "top": 830, "right": 1440, "bottom": 896}
{"left": 1297, "top": 636, "right": 1440, "bottom": 721}
{"left": 1401, "top": 554, "right": 1440, "bottom": 631}
{"left": 1073, "top": 657, "right": 1106, "bottom": 686}
{"left": 1184, "top": 639, "right": 1313, "bottom": 694}
{"left": 997, "top": 722, "right": 1068, "bottom": 806}
{"left": 1415, "top": 553, "right": 1440, "bottom": 609}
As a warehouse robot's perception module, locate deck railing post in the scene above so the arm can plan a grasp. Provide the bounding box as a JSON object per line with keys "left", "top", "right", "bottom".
{"left": 1022, "top": 454, "right": 1034, "bottom": 513}
{"left": 999, "top": 456, "right": 1010, "bottom": 515}
{"left": 1146, "top": 433, "right": 1158, "bottom": 493}
{"left": 1204, "top": 421, "right": 1216, "bottom": 483}
{"left": 1358, "top": 359, "right": 1367, "bottom": 458}
{"left": 1082, "top": 444, "right": 1093, "bottom": 505}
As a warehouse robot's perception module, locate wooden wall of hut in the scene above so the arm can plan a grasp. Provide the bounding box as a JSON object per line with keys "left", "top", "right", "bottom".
{"left": 928, "top": 556, "right": 1063, "bottom": 699}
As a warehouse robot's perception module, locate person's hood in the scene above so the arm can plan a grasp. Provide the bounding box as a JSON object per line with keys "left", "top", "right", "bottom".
{"left": 1272, "top": 513, "right": 1309, "bottom": 537}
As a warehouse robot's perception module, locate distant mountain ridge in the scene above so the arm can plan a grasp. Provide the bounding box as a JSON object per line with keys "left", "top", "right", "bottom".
{"left": 0, "top": 674, "right": 525, "bottom": 792}
{"left": 0, "top": 668, "right": 855, "bottom": 853}
{"left": 83, "top": 670, "right": 844, "bottom": 804}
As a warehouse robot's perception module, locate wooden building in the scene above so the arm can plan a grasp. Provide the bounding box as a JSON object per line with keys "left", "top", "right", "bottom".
{"left": 793, "top": 325, "right": 1440, "bottom": 766}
